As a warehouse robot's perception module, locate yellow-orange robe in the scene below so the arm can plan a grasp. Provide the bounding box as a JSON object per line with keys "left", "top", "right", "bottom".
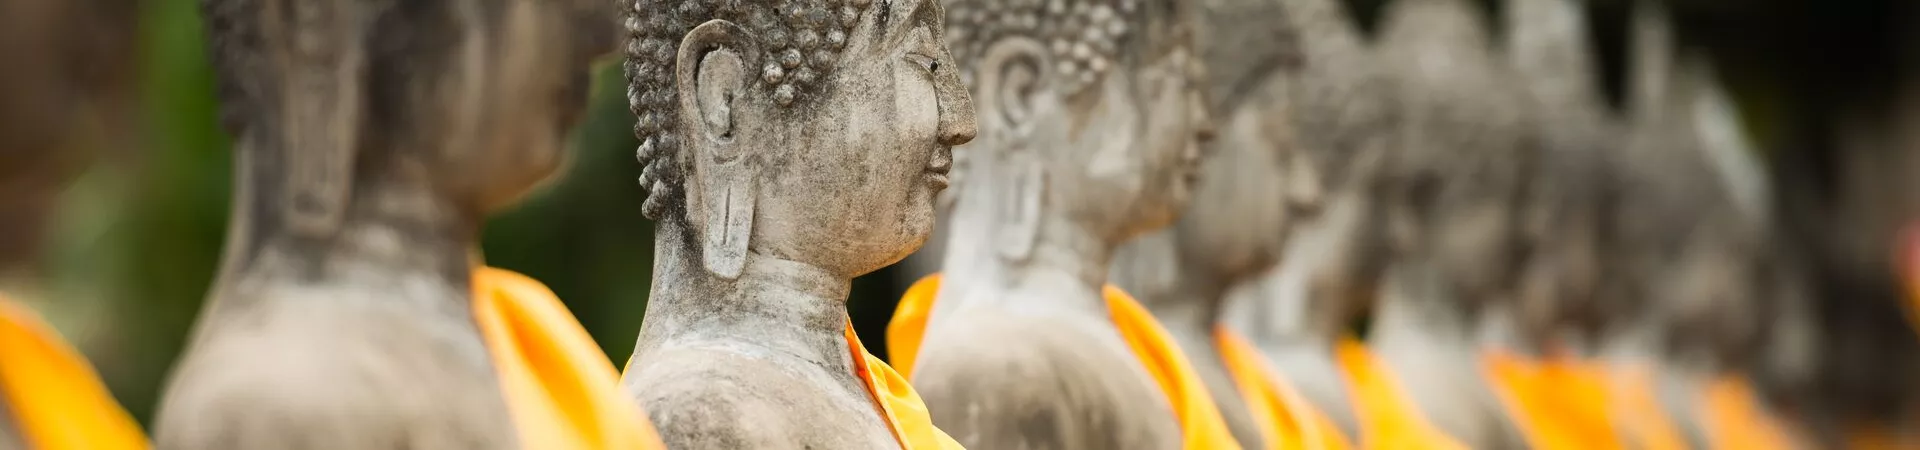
{"left": 1481, "top": 351, "right": 1626, "bottom": 450}
{"left": 1333, "top": 338, "right": 1469, "bottom": 450}
{"left": 472, "top": 267, "right": 666, "bottom": 450}
{"left": 1215, "top": 326, "right": 1354, "bottom": 450}
{"left": 1696, "top": 377, "right": 1796, "bottom": 450}
{"left": 0, "top": 297, "right": 148, "bottom": 450}
{"left": 1503, "top": 358, "right": 1797, "bottom": 450}
{"left": 844, "top": 321, "right": 966, "bottom": 449}
{"left": 889, "top": 274, "right": 1242, "bottom": 450}
{"left": 1607, "top": 366, "right": 1691, "bottom": 450}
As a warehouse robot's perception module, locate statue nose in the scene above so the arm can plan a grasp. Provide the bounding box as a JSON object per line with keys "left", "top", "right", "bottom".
{"left": 936, "top": 80, "right": 978, "bottom": 146}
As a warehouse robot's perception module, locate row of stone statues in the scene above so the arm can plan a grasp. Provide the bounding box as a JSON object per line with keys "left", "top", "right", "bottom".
{"left": 0, "top": 0, "right": 1916, "bottom": 447}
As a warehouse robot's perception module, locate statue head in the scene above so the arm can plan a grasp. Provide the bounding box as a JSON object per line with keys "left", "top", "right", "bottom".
{"left": 625, "top": 0, "right": 978, "bottom": 279}
{"left": 1374, "top": 114, "right": 1533, "bottom": 317}
{"left": 944, "top": 0, "right": 1213, "bottom": 247}
{"left": 1509, "top": 146, "right": 1615, "bottom": 349}
{"left": 208, "top": 0, "right": 617, "bottom": 238}
{"left": 1161, "top": 0, "right": 1305, "bottom": 281}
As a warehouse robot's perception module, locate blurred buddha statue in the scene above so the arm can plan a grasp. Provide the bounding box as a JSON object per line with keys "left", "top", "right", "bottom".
{"left": 878, "top": 0, "right": 1233, "bottom": 446}
{"left": 613, "top": 0, "right": 976, "bottom": 445}
{"left": 1369, "top": 0, "right": 1542, "bottom": 447}
{"left": 0, "top": 0, "right": 145, "bottom": 448}
{"left": 1108, "top": 0, "right": 1402, "bottom": 446}
{"left": 1212, "top": 0, "right": 1402, "bottom": 442}
{"left": 1576, "top": 5, "right": 1807, "bottom": 449}
{"left": 154, "top": 1, "right": 662, "bottom": 448}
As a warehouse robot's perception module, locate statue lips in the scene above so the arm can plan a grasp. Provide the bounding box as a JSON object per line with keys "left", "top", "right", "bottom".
{"left": 925, "top": 146, "right": 953, "bottom": 191}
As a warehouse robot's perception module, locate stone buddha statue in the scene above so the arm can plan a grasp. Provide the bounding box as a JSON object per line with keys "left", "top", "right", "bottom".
{"left": 154, "top": 0, "right": 640, "bottom": 448}
{"left": 1496, "top": 0, "right": 1615, "bottom": 353}
{"left": 1107, "top": 0, "right": 1401, "bottom": 446}
{"left": 1210, "top": 0, "right": 1400, "bottom": 440}
{"left": 614, "top": 0, "right": 977, "bottom": 445}
{"left": 878, "top": 0, "right": 1223, "bottom": 447}
{"left": 1369, "top": 0, "right": 1541, "bottom": 447}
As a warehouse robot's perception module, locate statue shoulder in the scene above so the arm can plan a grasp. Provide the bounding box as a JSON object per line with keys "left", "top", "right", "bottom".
{"left": 911, "top": 310, "right": 1181, "bottom": 450}
{"left": 155, "top": 292, "right": 516, "bottom": 449}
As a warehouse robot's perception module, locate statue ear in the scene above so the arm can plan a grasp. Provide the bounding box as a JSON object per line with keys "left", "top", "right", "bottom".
{"left": 997, "top": 153, "right": 1045, "bottom": 262}
{"left": 677, "top": 20, "right": 761, "bottom": 279}
{"left": 273, "top": 1, "right": 367, "bottom": 237}
{"left": 975, "top": 38, "right": 1050, "bottom": 136}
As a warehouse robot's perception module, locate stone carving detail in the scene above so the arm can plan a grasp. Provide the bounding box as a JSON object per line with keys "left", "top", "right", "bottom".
{"left": 625, "top": 0, "right": 873, "bottom": 220}
{"left": 617, "top": 0, "right": 977, "bottom": 445}
{"left": 155, "top": 0, "right": 617, "bottom": 447}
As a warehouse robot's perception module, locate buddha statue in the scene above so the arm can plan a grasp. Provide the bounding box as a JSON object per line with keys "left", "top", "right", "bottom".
{"left": 1107, "top": 0, "right": 1401, "bottom": 447}
{"left": 1570, "top": 5, "right": 1804, "bottom": 448}
{"left": 878, "top": 0, "right": 1230, "bottom": 447}
{"left": 1211, "top": 0, "right": 1401, "bottom": 441}
{"left": 154, "top": 1, "right": 659, "bottom": 448}
{"left": 0, "top": 0, "right": 144, "bottom": 448}
{"left": 1369, "top": 0, "right": 1542, "bottom": 447}
{"left": 614, "top": 0, "right": 977, "bottom": 445}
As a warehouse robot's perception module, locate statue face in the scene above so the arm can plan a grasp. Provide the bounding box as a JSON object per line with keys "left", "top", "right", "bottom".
{"left": 441, "top": 4, "right": 609, "bottom": 212}
{"left": 1035, "top": 45, "right": 1212, "bottom": 239}
{"left": 749, "top": 0, "right": 977, "bottom": 278}
{"left": 1173, "top": 79, "right": 1294, "bottom": 278}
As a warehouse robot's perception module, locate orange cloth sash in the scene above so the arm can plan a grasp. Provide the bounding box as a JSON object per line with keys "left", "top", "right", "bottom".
{"left": 1333, "top": 338, "right": 1468, "bottom": 450}
{"left": 1215, "top": 326, "right": 1354, "bottom": 450}
{"left": 1607, "top": 367, "right": 1690, "bottom": 450}
{"left": 471, "top": 267, "right": 665, "bottom": 450}
{"left": 888, "top": 274, "right": 1242, "bottom": 450}
{"left": 1697, "top": 377, "right": 1795, "bottom": 450}
{"left": 0, "top": 298, "right": 148, "bottom": 450}
{"left": 1481, "top": 351, "right": 1625, "bottom": 450}
{"left": 844, "top": 321, "right": 965, "bottom": 449}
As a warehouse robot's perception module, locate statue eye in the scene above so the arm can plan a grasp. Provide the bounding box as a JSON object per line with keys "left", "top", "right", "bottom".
{"left": 905, "top": 53, "right": 938, "bottom": 75}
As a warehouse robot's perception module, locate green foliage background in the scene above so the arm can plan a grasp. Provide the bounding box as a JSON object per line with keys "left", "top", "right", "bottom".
{"left": 41, "top": 0, "right": 911, "bottom": 425}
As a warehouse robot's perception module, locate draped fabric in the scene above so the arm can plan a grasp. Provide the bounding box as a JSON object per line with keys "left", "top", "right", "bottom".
{"left": 1481, "top": 351, "right": 1626, "bottom": 450}
{"left": 843, "top": 322, "right": 966, "bottom": 449}
{"left": 1215, "top": 326, "right": 1354, "bottom": 450}
{"left": 1333, "top": 338, "right": 1469, "bottom": 450}
{"left": 1608, "top": 366, "right": 1690, "bottom": 450}
{"left": 1697, "top": 377, "right": 1795, "bottom": 450}
{"left": 888, "top": 274, "right": 1242, "bottom": 450}
{"left": 471, "top": 267, "right": 665, "bottom": 450}
{"left": 0, "top": 297, "right": 148, "bottom": 450}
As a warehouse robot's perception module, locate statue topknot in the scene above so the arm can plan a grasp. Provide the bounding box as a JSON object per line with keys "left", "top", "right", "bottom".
{"left": 625, "top": 0, "right": 873, "bottom": 220}
{"left": 942, "top": 0, "right": 1186, "bottom": 94}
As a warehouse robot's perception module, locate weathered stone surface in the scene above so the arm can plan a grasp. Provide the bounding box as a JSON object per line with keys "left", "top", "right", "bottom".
{"left": 154, "top": 0, "right": 617, "bottom": 447}
{"left": 616, "top": 0, "right": 977, "bottom": 445}
{"left": 901, "top": 0, "right": 1213, "bottom": 446}
{"left": 1367, "top": 0, "right": 1541, "bottom": 447}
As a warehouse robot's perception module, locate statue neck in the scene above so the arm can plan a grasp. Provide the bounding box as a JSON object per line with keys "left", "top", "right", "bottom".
{"left": 1124, "top": 233, "right": 1234, "bottom": 335}
{"left": 1371, "top": 262, "right": 1478, "bottom": 353}
{"left": 217, "top": 152, "right": 481, "bottom": 315}
{"left": 1249, "top": 198, "right": 1367, "bottom": 345}
{"left": 936, "top": 166, "right": 1118, "bottom": 316}
{"left": 634, "top": 223, "right": 855, "bottom": 376}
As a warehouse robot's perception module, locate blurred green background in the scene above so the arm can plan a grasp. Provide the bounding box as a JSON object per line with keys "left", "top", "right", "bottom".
{"left": 25, "top": 0, "right": 914, "bottom": 426}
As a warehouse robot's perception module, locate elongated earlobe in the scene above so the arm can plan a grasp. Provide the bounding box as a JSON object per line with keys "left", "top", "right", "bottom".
{"left": 273, "top": 0, "right": 367, "bottom": 237}
{"left": 997, "top": 154, "right": 1044, "bottom": 262}
{"left": 675, "top": 20, "right": 761, "bottom": 279}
